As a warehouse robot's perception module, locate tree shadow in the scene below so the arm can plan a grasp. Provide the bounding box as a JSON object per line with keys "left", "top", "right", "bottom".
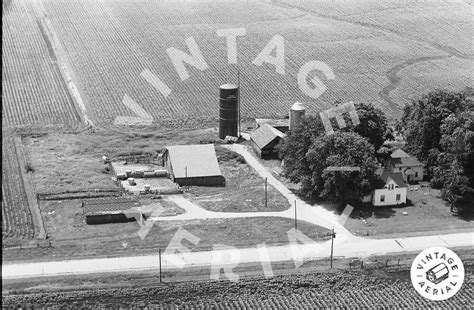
{"left": 348, "top": 199, "right": 416, "bottom": 219}
{"left": 349, "top": 205, "right": 395, "bottom": 220}
{"left": 289, "top": 188, "right": 316, "bottom": 204}
{"left": 452, "top": 202, "right": 474, "bottom": 222}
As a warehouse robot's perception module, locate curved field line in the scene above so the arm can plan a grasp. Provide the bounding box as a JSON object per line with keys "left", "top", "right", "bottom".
{"left": 269, "top": 0, "right": 471, "bottom": 113}
{"left": 379, "top": 55, "right": 451, "bottom": 110}
{"left": 274, "top": 1, "right": 473, "bottom": 60}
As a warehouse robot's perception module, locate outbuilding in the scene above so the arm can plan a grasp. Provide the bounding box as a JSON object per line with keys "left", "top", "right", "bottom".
{"left": 250, "top": 124, "right": 286, "bottom": 158}
{"left": 83, "top": 197, "right": 142, "bottom": 225}
{"left": 255, "top": 118, "right": 289, "bottom": 133}
{"left": 163, "top": 144, "right": 225, "bottom": 186}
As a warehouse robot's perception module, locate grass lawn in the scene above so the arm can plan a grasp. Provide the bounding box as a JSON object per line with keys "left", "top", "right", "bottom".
{"left": 343, "top": 188, "right": 474, "bottom": 238}
{"left": 2, "top": 198, "right": 329, "bottom": 263}
{"left": 185, "top": 147, "right": 291, "bottom": 212}
{"left": 255, "top": 154, "right": 301, "bottom": 192}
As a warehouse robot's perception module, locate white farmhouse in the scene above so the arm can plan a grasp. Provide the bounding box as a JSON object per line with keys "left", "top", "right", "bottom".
{"left": 387, "top": 148, "right": 424, "bottom": 183}
{"left": 372, "top": 171, "right": 407, "bottom": 206}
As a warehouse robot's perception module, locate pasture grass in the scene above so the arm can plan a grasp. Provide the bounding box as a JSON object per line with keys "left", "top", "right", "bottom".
{"left": 23, "top": 129, "right": 225, "bottom": 195}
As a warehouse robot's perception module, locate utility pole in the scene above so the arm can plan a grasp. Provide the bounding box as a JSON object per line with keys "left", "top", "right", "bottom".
{"left": 185, "top": 166, "right": 188, "bottom": 191}
{"left": 264, "top": 177, "right": 268, "bottom": 208}
{"left": 237, "top": 68, "right": 241, "bottom": 138}
{"left": 330, "top": 227, "right": 336, "bottom": 269}
{"left": 159, "top": 248, "right": 162, "bottom": 283}
{"left": 294, "top": 200, "right": 297, "bottom": 230}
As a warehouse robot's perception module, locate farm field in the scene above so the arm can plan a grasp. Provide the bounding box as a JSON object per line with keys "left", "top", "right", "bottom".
{"left": 279, "top": 0, "right": 472, "bottom": 56}
{"left": 2, "top": 135, "right": 35, "bottom": 246}
{"left": 2, "top": 1, "right": 473, "bottom": 306}
{"left": 3, "top": 269, "right": 473, "bottom": 308}
{"left": 2, "top": 0, "right": 471, "bottom": 131}
{"left": 25, "top": 0, "right": 468, "bottom": 130}
{"left": 2, "top": 0, "right": 81, "bottom": 131}
{"left": 391, "top": 57, "right": 473, "bottom": 106}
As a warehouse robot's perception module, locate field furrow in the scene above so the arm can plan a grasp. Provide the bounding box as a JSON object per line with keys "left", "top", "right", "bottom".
{"left": 2, "top": 0, "right": 81, "bottom": 130}
{"left": 33, "top": 0, "right": 471, "bottom": 130}
{"left": 2, "top": 135, "right": 34, "bottom": 245}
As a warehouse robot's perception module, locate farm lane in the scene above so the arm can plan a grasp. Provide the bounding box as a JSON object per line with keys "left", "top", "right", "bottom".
{"left": 223, "top": 144, "right": 350, "bottom": 235}
{"left": 144, "top": 144, "right": 350, "bottom": 236}
{"left": 159, "top": 196, "right": 346, "bottom": 238}
{"left": 3, "top": 231, "right": 473, "bottom": 279}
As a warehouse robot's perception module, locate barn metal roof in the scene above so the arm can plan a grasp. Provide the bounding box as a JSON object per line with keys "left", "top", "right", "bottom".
{"left": 83, "top": 197, "right": 141, "bottom": 216}
{"left": 250, "top": 124, "right": 286, "bottom": 149}
{"left": 255, "top": 118, "right": 289, "bottom": 128}
{"left": 165, "top": 144, "right": 222, "bottom": 178}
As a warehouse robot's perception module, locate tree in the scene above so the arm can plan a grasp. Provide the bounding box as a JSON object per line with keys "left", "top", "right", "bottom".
{"left": 432, "top": 111, "right": 474, "bottom": 210}
{"left": 306, "top": 132, "right": 382, "bottom": 203}
{"left": 281, "top": 128, "right": 381, "bottom": 203}
{"left": 277, "top": 115, "right": 324, "bottom": 184}
{"left": 439, "top": 111, "right": 474, "bottom": 188}
{"left": 401, "top": 90, "right": 468, "bottom": 167}
{"left": 343, "top": 102, "right": 389, "bottom": 152}
{"left": 384, "top": 127, "right": 395, "bottom": 142}
{"left": 436, "top": 158, "right": 470, "bottom": 212}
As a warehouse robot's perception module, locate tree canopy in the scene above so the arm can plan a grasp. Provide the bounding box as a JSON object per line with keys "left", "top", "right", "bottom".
{"left": 305, "top": 131, "right": 382, "bottom": 203}
{"left": 350, "top": 102, "right": 390, "bottom": 151}
{"left": 277, "top": 115, "right": 324, "bottom": 185}
{"left": 401, "top": 90, "right": 468, "bottom": 167}
{"left": 432, "top": 111, "right": 474, "bottom": 209}
{"left": 401, "top": 89, "right": 473, "bottom": 210}
{"left": 278, "top": 113, "right": 382, "bottom": 204}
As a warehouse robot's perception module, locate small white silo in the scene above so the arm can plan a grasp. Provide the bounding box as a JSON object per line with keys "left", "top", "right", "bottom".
{"left": 289, "top": 102, "right": 305, "bottom": 131}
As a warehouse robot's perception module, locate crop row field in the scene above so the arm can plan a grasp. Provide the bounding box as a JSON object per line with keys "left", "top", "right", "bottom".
{"left": 3, "top": 270, "right": 473, "bottom": 308}
{"left": 392, "top": 57, "right": 473, "bottom": 108}
{"left": 33, "top": 0, "right": 471, "bottom": 130}
{"left": 2, "top": 135, "right": 35, "bottom": 246}
{"left": 2, "top": 0, "right": 81, "bottom": 131}
{"left": 280, "top": 0, "right": 472, "bottom": 56}
{"left": 2, "top": 0, "right": 471, "bottom": 131}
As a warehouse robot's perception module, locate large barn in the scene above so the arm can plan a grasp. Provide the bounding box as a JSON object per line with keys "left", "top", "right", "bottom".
{"left": 163, "top": 144, "right": 225, "bottom": 186}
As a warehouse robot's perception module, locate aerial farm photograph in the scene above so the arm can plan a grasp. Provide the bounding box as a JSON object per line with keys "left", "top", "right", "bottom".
{"left": 2, "top": 0, "right": 473, "bottom": 308}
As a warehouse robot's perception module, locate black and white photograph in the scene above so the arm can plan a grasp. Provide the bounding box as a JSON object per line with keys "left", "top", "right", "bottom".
{"left": 2, "top": 0, "right": 473, "bottom": 308}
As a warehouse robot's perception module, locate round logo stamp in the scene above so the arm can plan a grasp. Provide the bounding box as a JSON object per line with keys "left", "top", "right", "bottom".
{"left": 410, "top": 247, "right": 465, "bottom": 301}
